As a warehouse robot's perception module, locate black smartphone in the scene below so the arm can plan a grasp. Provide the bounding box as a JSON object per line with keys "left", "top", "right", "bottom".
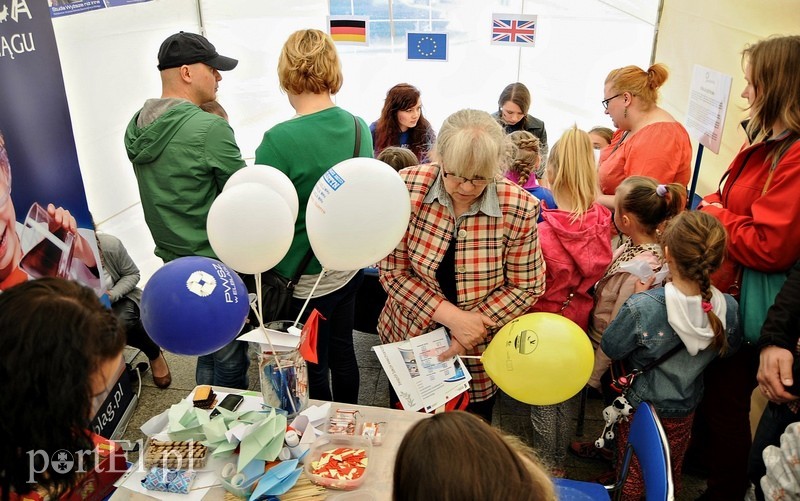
{"left": 209, "top": 394, "right": 244, "bottom": 418}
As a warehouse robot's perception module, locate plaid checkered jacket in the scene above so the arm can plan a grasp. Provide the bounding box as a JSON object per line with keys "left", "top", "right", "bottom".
{"left": 378, "top": 164, "right": 545, "bottom": 402}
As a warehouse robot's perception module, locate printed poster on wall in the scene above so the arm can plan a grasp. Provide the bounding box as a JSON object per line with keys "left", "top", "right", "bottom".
{"left": 0, "top": 0, "right": 104, "bottom": 295}
{"left": 686, "top": 64, "right": 733, "bottom": 155}
{"left": 48, "top": 0, "right": 152, "bottom": 18}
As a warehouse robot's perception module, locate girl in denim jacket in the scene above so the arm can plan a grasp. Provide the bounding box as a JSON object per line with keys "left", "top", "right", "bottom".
{"left": 595, "top": 211, "right": 741, "bottom": 499}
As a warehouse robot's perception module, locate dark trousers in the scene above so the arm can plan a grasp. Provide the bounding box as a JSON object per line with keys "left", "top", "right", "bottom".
{"left": 112, "top": 297, "right": 161, "bottom": 361}
{"left": 749, "top": 403, "right": 800, "bottom": 501}
{"left": 688, "top": 344, "right": 759, "bottom": 500}
{"left": 466, "top": 394, "right": 496, "bottom": 424}
{"left": 291, "top": 271, "right": 364, "bottom": 404}
{"left": 195, "top": 271, "right": 257, "bottom": 390}
{"left": 195, "top": 340, "right": 250, "bottom": 389}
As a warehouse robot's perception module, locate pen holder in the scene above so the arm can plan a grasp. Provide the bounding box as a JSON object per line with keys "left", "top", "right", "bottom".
{"left": 259, "top": 321, "right": 308, "bottom": 419}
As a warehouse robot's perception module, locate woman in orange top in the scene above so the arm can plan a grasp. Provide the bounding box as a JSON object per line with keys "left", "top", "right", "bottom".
{"left": 597, "top": 64, "right": 692, "bottom": 209}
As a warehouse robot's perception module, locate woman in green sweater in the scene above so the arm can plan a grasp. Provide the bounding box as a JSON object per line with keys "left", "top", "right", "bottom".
{"left": 255, "top": 29, "right": 373, "bottom": 404}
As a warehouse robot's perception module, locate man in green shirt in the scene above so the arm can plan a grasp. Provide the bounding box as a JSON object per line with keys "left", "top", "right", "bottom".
{"left": 124, "top": 32, "right": 248, "bottom": 389}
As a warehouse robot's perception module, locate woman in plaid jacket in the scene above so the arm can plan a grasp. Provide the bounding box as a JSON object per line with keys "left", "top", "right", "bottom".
{"left": 378, "top": 109, "right": 545, "bottom": 422}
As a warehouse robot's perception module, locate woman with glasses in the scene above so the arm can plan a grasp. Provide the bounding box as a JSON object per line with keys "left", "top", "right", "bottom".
{"left": 371, "top": 83, "right": 436, "bottom": 163}
{"left": 377, "top": 109, "right": 545, "bottom": 422}
{"left": 597, "top": 63, "right": 691, "bottom": 209}
{"left": 493, "top": 83, "right": 548, "bottom": 174}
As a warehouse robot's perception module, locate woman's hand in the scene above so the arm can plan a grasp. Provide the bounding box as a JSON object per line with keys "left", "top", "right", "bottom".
{"left": 758, "top": 345, "right": 799, "bottom": 403}
{"left": 697, "top": 200, "right": 723, "bottom": 210}
{"left": 47, "top": 203, "right": 97, "bottom": 268}
{"left": 434, "top": 301, "right": 496, "bottom": 360}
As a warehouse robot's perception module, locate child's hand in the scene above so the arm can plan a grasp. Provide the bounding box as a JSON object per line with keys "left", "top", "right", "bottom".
{"left": 634, "top": 275, "right": 656, "bottom": 293}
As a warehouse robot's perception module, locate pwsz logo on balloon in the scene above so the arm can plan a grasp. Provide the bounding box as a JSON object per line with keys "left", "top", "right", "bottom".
{"left": 211, "top": 263, "right": 243, "bottom": 303}
{"left": 141, "top": 257, "right": 250, "bottom": 356}
{"left": 322, "top": 169, "right": 345, "bottom": 191}
{"left": 186, "top": 271, "right": 217, "bottom": 297}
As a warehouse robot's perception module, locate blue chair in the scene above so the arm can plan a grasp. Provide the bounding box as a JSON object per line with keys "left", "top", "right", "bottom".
{"left": 554, "top": 402, "right": 674, "bottom": 500}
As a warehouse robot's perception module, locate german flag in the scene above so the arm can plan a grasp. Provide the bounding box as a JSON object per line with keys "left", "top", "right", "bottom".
{"left": 329, "top": 16, "right": 368, "bottom": 45}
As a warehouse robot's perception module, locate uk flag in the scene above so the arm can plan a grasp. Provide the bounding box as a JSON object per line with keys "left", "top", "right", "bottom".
{"left": 491, "top": 14, "right": 537, "bottom": 47}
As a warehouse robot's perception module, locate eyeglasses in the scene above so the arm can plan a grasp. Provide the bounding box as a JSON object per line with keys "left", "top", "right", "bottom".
{"left": 601, "top": 94, "right": 622, "bottom": 110}
{"left": 442, "top": 170, "right": 492, "bottom": 187}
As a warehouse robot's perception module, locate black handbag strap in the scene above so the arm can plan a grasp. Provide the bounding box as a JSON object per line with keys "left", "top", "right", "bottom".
{"left": 290, "top": 249, "right": 315, "bottom": 286}
{"left": 613, "top": 342, "right": 684, "bottom": 394}
{"left": 353, "top": 114, "right": 361, "bottom": 157}
{"left": 639, "top": 342, "right": 684, "bottom": 374}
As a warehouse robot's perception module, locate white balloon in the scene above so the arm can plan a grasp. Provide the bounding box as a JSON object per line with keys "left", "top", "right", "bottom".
{"left": 223, "top": 164, "right": 299, "bottom": 221}
{"left": 207, "top": 183, "right": 294, "bottom": 274}
{"left": 306, "top": 158, "right": 411, "bottom": 271}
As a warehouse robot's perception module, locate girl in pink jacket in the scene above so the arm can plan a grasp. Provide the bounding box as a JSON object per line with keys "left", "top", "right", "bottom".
{"left": 529, "top": 126, "right": 613, "bottom": 474}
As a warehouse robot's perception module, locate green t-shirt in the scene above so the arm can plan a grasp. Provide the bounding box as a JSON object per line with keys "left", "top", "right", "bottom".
{"left": 254, "top": 106, "right": 373, "bottom": 277}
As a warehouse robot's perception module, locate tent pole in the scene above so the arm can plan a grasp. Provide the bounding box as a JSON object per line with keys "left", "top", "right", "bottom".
{"left": 196, "top": 0, "right": 206, "bottom": 36}
{"left": 650, "top": 0, "right": 664, "bottom": 66}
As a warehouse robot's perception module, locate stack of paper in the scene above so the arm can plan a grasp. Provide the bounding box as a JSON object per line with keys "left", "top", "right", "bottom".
{"left": 372, "top": 328, "right": 471, "bottom": 412}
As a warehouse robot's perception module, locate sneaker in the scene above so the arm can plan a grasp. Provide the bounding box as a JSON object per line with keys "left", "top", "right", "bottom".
{"left": 569, "top": 440, "right": 614, "bottom": 462}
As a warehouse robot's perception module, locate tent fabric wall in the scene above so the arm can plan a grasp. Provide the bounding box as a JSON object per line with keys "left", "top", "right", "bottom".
{"left": 654, "top": 0, "right": 800, "bottom": 198}
{"left": 50, "top": 0, "right": 657, "bottom": 283}
{"left": 53, "top": 0, "right": 658, "bottom": 224}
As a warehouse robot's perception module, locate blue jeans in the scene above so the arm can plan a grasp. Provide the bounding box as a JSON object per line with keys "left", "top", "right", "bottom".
{"left": 195, "top": 340, "right": 250, "bottom": 389}
{"left": 291, "top": 271, "right": 363, "bottom": 403}
{"left": 749, "top": 402, "right": 800, "bottom": 501}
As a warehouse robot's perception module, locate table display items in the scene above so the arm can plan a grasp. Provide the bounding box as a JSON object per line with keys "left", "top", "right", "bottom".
{"left": 305, "top": 434, "right": 372, "bottom": 490}
{"left": 257, "top": 320, "right": 309, "bottom": 418}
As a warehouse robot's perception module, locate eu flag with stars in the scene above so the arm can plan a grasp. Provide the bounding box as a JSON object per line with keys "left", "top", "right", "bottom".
{"left": 407, "top": 32, "right": 448, "bottom": 61}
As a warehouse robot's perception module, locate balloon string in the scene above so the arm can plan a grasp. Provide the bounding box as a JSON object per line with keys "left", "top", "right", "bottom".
{"left": 252, "top": 272, "right": 298, "bottom": 416}
{"left": 292, "top": 268, "right": 325, "bottom": 328}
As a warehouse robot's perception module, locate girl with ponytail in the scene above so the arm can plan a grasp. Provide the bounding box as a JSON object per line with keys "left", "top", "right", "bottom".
{"left": 587, "top": 176, "right": 686, "bottom": 366}
{"left": 591, "top": 211, "right": 740, "bottom": 499}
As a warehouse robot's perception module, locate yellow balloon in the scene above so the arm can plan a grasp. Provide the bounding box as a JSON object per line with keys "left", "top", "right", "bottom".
{"left": 483, "top": 312, "right": 594, "bottom": 405}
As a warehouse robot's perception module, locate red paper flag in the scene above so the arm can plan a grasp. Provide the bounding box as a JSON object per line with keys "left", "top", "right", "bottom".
{"left": 299, "top": 309, "right": 325, "bottom": 364}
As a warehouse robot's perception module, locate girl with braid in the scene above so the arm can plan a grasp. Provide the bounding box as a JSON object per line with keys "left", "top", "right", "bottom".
{"left": 504, "top": 131, "right": 556, "bottom": 220}
{"left": 593, "top": 211, "right": 741, "bottom": 499}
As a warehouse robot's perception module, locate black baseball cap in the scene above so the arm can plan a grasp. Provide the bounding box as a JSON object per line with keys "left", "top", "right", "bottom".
{"left": 157, "top": 31, "right": 238, "bottom": 71}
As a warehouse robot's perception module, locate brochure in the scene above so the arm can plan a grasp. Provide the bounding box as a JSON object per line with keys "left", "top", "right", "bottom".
{"left": 372, "top": 327, "right": 471, "bottom": 412}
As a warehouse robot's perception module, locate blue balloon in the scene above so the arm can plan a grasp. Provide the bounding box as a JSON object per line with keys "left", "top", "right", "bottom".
{"left": 141, "top": 256, "right": 250, "bottom": 356}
